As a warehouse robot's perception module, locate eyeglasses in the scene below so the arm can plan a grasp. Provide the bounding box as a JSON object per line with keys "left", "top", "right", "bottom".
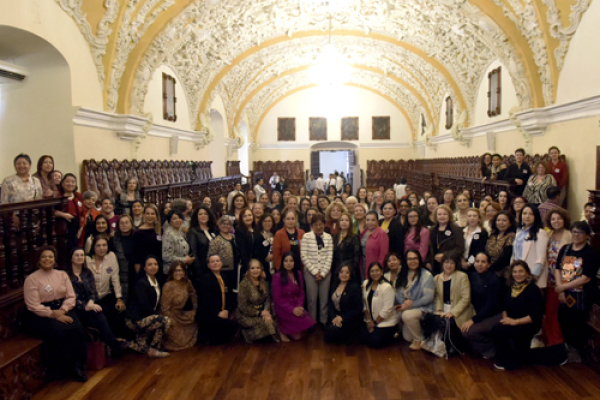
{"left": 374, "top": 195, "right": 383, "bottom": 199}
{"left": 406, "top": 257, "right": 419, "bottom": 261}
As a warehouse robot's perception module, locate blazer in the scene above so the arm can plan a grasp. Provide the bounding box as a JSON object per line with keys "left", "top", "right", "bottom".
{"left": 379, "top": 218, "right": 404, "bottom": 256}
{"left": 301, "top": 231, "right": 334, "bottom": 276}
{"left": 197, "top": 272, "right": 232, "bottom": 317}
{"left": 506, "top": 162, "right": 532, "bottom": 196}
{"left": 252, "top": 231, "right": 274, "bottom": 281}
{"left": 272, "top": 227, "right": 305, "bottom": 271}
{"left": 463, "top": 227, "right": 489, "bottom": 268}
{"left": 362, "top": 280, "right": 399, "bottom": 328}
{"left": 512, "top": 228, "right": 549, "bottom": 288}
{"left": 434, "top": 270, "right": 475, "bottom": 327}
{"left": 126, "top": 275, "right": 160, "bottom": 321}
{"left": 187, "top": 227, "right": 216, "bottom": 280}
{"left": 235, "top": 228, "right": 255, "bottom": 277}
{"left": 362, "top": 227, "right": 389, "bottom": 269}
{"left": 332, "top": 233, "right": 361, "bottom": 282}
{"left": 327, "top": 281, "right": 363, "bottom": 326}
{"left": 428, "top": 223, "right": 465, "bottom": 275}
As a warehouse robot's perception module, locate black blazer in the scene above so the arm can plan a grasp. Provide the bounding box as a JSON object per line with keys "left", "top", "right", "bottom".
{"left": 332, "top": 234, "right": 361, "bottom": 283}
{"left": 505, "top": 162, "right": 532, "bottom": 196}
{"left": 428, "top": 223, "right": 465, "bottom": 275}
{"left": 235, "top": 229, "right": 255, "bottom": 277}
{"left": 187, "top": 227, "right": 216, "bottom": 281}
{"left": 126, "top": 275, "right": 159, "bottom": 321}
{"left": 252, "top": 232, "right": 273, "bottom": 282}
{"left": 465, "top": 229, "right": 489, "bottom": 268}
{"left": 327, "top": 282, "right": 363, "bottom": 326}
{"left": 198, "top": 272, "right": 234, "bottom": 316}
{"left": 380, "top": 218, "right": 405, "bottom": 256}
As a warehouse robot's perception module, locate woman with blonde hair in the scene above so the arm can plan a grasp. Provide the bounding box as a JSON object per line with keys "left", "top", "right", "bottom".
{"left": 523, "top": 160, "right": 557, "bottom": 205}
{"left": 427, "top": 205, "right": 464, "bottom": 275}
{"left": 461, "top": 208, "right": 489, "bottom": 271}
{"left": 324, "top": 201, "right": 347, "bottom": 236}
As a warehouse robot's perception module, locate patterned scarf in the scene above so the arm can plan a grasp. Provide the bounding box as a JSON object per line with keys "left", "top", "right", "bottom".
{"left": 511, "top": 276, "right": 532, "bottom": 298}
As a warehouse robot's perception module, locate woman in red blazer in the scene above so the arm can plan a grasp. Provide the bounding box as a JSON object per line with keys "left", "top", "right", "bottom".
{"left": 272, "top": 209, "right": 305, "bottom": 271}
{"left": 359, "top": 211, "right": 389, "bottom": 281}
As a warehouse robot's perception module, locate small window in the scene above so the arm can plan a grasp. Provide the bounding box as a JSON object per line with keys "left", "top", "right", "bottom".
{"left": 487, "top": 67, "right": 501, "bottom": 117}
{"left": 421, "top": 113, "right": 426, "bottom": 135}
{"left": 163, "top": 73, "right": 177, "bottom": 122}
{"left": 445, "top": 96, "right": 453, "bottom": 129}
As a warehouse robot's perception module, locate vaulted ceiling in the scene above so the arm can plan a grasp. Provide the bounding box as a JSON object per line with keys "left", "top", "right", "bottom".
{"left": 56, "top": 0, "right": 591, "bottom": 143}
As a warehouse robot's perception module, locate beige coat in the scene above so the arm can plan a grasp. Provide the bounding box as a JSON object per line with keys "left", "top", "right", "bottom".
{"left": 513, "top": 229, "right": 549, "bottom": 288}
{"left": 434, "top": 270, "right": 475, "bottom": 327}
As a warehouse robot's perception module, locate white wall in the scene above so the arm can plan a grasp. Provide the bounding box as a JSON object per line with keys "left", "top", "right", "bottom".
{"left": 473, "top": 60, "right": 519, "bottom": 126}
{"left": 257, "top": 85, "right": 412, "bottom": 144}
{"left": 0, "top": 26, "right": 76, "bottom": 179}
{"left": 556, "top": 0, "right": 600, "bottom": 104}
{"left": 144, "top": 64, "right": 192, "bottom": 130}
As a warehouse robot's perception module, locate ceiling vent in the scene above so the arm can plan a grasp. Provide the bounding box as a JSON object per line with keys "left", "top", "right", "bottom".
{"left": 0, "top": 60, "right": 28, "bottom": 83}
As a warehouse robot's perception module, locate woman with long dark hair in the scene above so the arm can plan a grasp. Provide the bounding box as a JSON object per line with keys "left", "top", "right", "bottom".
{"left": 252, "top": 214, "right": 276, "bottom": 283}
{"left": 187, "top": 205, "right": 217, "bottom": 283}
{"left": 404, "top": 208, "right": 429, "bottom": 260}
{"left": 485, "top": 211, "right": 517, "bottom": 278}
{"left": 324, "top": 263, "right": 363, "bottom": 344}
{"left": 360, "top": 262, "right": 398, "bottom": 348}
{"left": 513, "top": 204, "right": 548, "bottom": 288}
{"left": 394, "top": 250, "right": 434, "bottom": 351}
{"left": 272, "top": 251, "right": 316, "bottom": 341}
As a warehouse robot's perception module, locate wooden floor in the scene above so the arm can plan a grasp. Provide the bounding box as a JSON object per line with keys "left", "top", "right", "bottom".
{"left": 34, "top": 330, "right": 600, "bottom": 400}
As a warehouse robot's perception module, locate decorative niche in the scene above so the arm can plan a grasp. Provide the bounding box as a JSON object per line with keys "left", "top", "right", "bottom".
{"left": 162, "top": 73, "right": 177, "bottom": 122}
{"left": 487, "top": 67, "right": 501, "bottom": 117}
{"left": 445, "top": 97, "right": 453, "bottom": 129}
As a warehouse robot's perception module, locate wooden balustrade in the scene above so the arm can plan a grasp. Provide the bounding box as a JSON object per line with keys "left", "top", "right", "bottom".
{"left": 253, "top": 161, "right": 305, "bottom": 193}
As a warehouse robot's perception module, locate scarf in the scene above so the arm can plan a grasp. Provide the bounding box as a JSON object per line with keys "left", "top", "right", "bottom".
{"left": 511, "top": 276, "right": 532, "bottom": 298}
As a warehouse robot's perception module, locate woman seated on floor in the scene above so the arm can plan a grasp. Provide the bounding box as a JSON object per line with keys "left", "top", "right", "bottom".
{"left": 324, "top": 263, "right": 363, "bottom": 344}
{"left": 236, "top": 259, "right": 278, "bottom": 343}
{"left": 160, "top": 261, "right": 198, "bottom": 351}
{"left": 125, "top": 255, "right": 171, "bottom": 358}
{"left": 197, "top": 255, "right": 239, "bottom": 345}
{"left": 272, "top": 251, "right": 316, "bottom": 341}
{"left": 360, "top": 261, "right": 399, "bottom": 348}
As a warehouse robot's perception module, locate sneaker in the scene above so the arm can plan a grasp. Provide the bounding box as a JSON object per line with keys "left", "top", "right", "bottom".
{"left": 560, "top": 358, "right": 568, "bottom": 366}
{"left": 530, "top": 337, "right": 545, "bottom": 348}
{"left": 493, "top": 363, "right": 505, "bottom": 371}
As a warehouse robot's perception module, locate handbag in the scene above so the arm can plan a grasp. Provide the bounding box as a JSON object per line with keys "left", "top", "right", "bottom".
{"left": 420, "top": 312, "right": 464, "bottom": 359}
{"left": 86, "top": 327, "right": 107, "bottom": 370}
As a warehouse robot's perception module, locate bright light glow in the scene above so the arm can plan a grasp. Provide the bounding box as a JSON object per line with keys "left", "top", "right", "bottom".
{"left": 310, "top": 43, "right": 352, "bottom": 86}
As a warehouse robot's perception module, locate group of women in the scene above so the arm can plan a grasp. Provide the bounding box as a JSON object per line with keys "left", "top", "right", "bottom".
{"left": 7, "top": 150, "right": 596, "bottom": 382}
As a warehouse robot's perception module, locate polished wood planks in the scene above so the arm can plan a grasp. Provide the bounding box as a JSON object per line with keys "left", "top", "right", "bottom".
{"left": 33, "top": 330, "right": 600, "bottom": 400}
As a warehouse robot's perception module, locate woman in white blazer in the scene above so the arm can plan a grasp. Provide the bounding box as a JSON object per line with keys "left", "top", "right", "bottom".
{"left": 300, "top": 214, "right": 334, "bottom": 324}
{"left": 360, "top": 261, "right": 399, "bottom": 348}
{"left": 512, "top": 205, "right": 549, "bottom": 288}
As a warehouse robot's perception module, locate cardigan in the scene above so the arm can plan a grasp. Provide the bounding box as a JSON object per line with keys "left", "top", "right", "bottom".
{"left": 272, "top": 227, "right": 305, "bottom": 271}
{"left": 404, "top": 227, "right": 430, "bottom": 260}
{"left": 362, "top": 280, "right": 399, "bottom": 328}
{"left": 301, "top": 231, "right": 334, "bottom": 276}
{"left": 522, "top": 174, "right": 557, "bottom": 204}
{"left": 162, "top": 226, "right": 190, "bottom": 271}
{"left": 433, "top": 270, "right": 475, "bottom": 327}
{"left": 327, "top": 281, "right": 363, "bottom": 325}
{"left": 361, "top": 227, "right": 389, "bottom": 268}
{"left": 394, "top": 268, "right": 435, "bottom": 313}
{"left": 512, "top": 228, "right": 549, "bottom": 288}
{"left": 379, "top": 218, "right": 404, "bottom": 256}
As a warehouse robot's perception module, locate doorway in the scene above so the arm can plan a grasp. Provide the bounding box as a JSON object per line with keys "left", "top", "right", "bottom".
{"left": 309, "top": 142, "right": 359, "bottom": 191}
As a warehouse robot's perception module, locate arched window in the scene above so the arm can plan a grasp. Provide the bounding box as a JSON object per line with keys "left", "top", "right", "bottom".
{"left": 162, "top": 73, "right": 177, "bottom": 122}
{"left": 487, "top": 67, "right": 501, "bottom": 117}
{"left": 445, "top": 96, "right": 453, "bottom": 129}
{"left": 420, "top": 113, "right": 426, "bottom": 135}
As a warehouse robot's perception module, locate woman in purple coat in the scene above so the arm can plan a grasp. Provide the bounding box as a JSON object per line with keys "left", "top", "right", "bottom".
{"left": 272, "top": 251, "right": 316, "bottom": 340}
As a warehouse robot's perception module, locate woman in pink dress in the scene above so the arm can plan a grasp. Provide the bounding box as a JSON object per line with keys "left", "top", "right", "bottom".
{"left": 272, "top": 251, "right": 315, "bottom": 340}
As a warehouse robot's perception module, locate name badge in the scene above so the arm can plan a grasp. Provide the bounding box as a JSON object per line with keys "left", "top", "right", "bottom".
{"left": 106, "top": 267, "right": 113, "bottom": 274}
{"left": 77, "top": 201, "right": 82, "bottom": 207}
{"left": 474, "top": 234, "right": 479, "bottom": 240}
{"left": 45, "top": 285, "right": 53, "bottom": 293}
{"left": 445, "top": 230, "right": 451, "bottom": 236}
{"left": 157, "top": 235, "right": 162, "bottom": 241}
{"left": 263, "top": 240, "right": 270, "bottom": 246}
{"left": 385, "top": 229, "right": 390, "bottom": 233}
{"left": 555, "top": 168, "right": 560, "bottom": 173}
{"left": 468, "top": 255, "right": 475, "bottom": 264}
{"left": 523, "top": 169, "right": 527, "bottom": 174}
{"left": 373, "top": 291, "right": 379, "bottom": 297}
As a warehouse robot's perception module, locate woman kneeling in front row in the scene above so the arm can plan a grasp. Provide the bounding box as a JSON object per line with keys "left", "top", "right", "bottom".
{"left": 324, "top": 263, "right": 363, "bottom": 344}
{"left": 360, "top": 262, "right": 399, "bottom": 348}
{"left": 125, "top": 255, "right": 171, "bottom": 358}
